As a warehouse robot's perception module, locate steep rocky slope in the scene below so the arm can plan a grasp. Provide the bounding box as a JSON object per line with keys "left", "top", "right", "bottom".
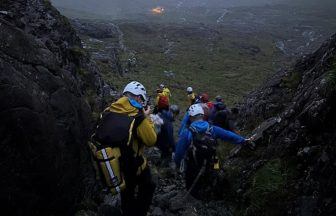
{"left": 0, "top": 0, "right": 108, "bottom": 215}
{"left": 230, "top": 34, "right": 336, "bottom": 215}
{"left": 1, "top": 1, "right": 335, "bottom": 215}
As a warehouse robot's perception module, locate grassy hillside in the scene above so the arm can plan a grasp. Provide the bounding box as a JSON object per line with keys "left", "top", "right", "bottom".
{"left": 73, "top": 3, "right": 336, "bottom": 112}
{"left": 94, "top": 22, "right": 280, "bottom": 110}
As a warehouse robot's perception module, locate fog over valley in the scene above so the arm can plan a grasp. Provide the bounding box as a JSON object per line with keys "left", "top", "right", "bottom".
{"left": 51, "top": 0, "right": 336, "bottom": 19}
{"left": 2, "top": 0, "right": 336, "bottom": 215}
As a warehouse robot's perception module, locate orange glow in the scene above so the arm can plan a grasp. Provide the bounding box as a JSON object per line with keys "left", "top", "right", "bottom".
{"left": 151, "top": 7, "right": 164, "bottom": 15}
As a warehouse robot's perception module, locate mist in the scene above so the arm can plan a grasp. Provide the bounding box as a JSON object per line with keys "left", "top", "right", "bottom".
{"left": 51, "top": 0, "right": 336, "bottom": 19}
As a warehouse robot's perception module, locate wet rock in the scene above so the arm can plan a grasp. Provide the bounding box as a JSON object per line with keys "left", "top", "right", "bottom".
{"left": 234, "top": 33, "right": 336, "bottom": 214}
{"left": 97, "top": 204, "right": 122, "bottom": 216}
{"left": 0, "top": 0, "right": 105, "bottom": 215}
{"left": 70, "top": 19, "right": 119, "bottom": 39}
{"left": 319, "top": 151, "right": 329, "bottom": 163}
{"left": 152, "top": 207, "right": 164, "bottom": 216}
{"left": 154, "top": 190, "right": 179, "bottom": 209}
{"left": 145, "top": 147, "right": 162, "bottom": 165}
{"left": 169, "top": 194, "right": 186, "bottom": 212}
{"left": 163, "top": 185, "right": 176, "bottom": 193}
{"left": 299, "top": 196, "right": 318, "bottom": 216}
{"left": 75, "top": 210, "right": 97, "bottom": 216}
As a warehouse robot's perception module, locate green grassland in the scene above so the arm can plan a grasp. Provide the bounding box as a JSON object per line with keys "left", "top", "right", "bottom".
{"left": 97, "top": 22, "right": 281, "bottom": 111}
{"left": 70, "top": 2, "right": 336, "bottom": 112}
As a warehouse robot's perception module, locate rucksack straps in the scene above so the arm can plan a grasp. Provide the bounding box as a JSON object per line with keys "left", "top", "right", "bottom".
{"left": 189, "top": 125, "right": 212, "bottom": 137}
{"left": 93, "top": 111, "right": 145, "bottom": 148}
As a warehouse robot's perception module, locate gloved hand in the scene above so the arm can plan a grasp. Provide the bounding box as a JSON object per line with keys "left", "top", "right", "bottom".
{"left": 244, "top": 138, "right": 256, "bottom": 150}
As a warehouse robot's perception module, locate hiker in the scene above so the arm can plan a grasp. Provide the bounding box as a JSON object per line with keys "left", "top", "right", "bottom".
{"left": 155, "top": 83, "right": 171, "bottom": 107}
{"left": 92, "top": 81, "right": 157, "bottom": 216}
{"left": 174, "top": 104, "right": 251, "bottom": 199}
{"left": 200, "top": 93, "right": 214, "bottom": 110}
{"left": 212, "top": 107, "right": 238, "bottom": 133}
{"left": 207, "top": 95, "right": 239, "bottom": 133}
{"left": 161, "top": 83, "right": 172, "bottom": 98}
{"left": 178, "top": 102, "right": 210, "bottom": 137}
{"left": 187, "top": 86, "right": 196, "bottom": 105}
{"left": 215, "top": 95, "right": 223, "bottom": 103}
{"left": 208, "top": 95, "right": 227, "bottom": 123}
{"left": 155, "top": 96, "right": 175, "bottom": 160}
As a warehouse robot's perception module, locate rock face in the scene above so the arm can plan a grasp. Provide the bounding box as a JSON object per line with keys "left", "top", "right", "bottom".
{"left": 231, "top": 34, "right": 336, "bottom": 215}
{"left": 70, "top": 19, "right": 128, "bottom": 78}
{"left": 0, "top": 0, "right": 105, "bottom": 215}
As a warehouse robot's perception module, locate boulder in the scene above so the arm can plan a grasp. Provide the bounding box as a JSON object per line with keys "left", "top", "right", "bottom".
{"left": 0, "top": 0, "right": 106, "bottom": 215}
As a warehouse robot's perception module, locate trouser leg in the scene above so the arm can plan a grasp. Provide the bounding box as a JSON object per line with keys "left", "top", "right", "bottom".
{"left": 136, "top": 168, "right": 156, "bottom": 216}
{"left": 185, "top": 157, "right": 204, "bottom": 198}
{"left": 121, "top": 174, "right": 136, "bottom": 216}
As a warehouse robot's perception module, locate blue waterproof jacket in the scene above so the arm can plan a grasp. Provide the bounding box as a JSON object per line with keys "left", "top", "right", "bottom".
{"left": 174, "top": 120, "right": 245, "bottom": 165}
{"left": 157, "top": 110, "right": 175, "bottom": 156}
{"left": 178, "top": 112, "right": 190, "bottom": 137}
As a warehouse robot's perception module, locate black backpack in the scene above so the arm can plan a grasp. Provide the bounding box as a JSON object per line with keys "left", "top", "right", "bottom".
{"left": 90, "top": 111, "right": 145, "bottom": 194}
{"left": 94, "top": 111, "right": 146, "bottom": 166}
{"left": 188, "top": 126, "right": 217, "bottom": 167}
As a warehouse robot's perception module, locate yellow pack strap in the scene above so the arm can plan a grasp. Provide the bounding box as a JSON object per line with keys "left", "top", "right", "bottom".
{"left": 127, "top": 119, "right": 136, "bottom": 146}
{"left": 101, "top": 148, "right": 121, "bottom": 193}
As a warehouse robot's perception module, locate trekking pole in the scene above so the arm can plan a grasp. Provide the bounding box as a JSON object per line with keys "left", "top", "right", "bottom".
{"left": 183, "top": 160, "right": 207, "bottom": 200}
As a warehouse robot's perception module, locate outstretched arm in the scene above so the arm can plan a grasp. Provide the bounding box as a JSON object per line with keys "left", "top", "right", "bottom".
{"left": 212, "top": 126, "right": 245, "bottom": 145}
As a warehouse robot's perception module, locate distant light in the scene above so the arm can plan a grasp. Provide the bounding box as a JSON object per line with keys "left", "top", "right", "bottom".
{"left": 151, "top": 7, "right": 164, "bottom": 15}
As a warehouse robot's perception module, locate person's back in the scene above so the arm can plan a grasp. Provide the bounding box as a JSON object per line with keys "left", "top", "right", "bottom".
{"left": 209, "top": 101, "right": 226, "bottom": 123}
{"left": 186, "top": 86, "right": 196, "bottom": 105}
{"left": 163, "top": 87, "right": 171, "bottom": 98}
{"left": 174, "top": 104, "right": 248, "bottom": 199}
{"left": 213, "top": 109, "right": 230, "bottom": 129}
{"left": 155, "top": 95, "right": 175, "bottom": 159}
{"left": 103, "top": 81, "right": 157, "bottom": 216}
{"left": 213, "top": 108, "right": 238, "bottom": 133}
{"left": 157, "top": 109, "right": 175, "bottom": 159}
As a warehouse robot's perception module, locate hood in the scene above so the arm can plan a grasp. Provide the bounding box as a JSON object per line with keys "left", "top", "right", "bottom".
{"left": 106, "top": 96, "right": 139, "bottom": 116}
{"left": 189, "top": 120, "right": 209, "bottom": 133}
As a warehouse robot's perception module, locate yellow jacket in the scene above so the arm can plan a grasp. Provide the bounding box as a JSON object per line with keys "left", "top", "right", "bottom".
{"left": 105, "top": 96, "right": 157, "bottom": 174}
{"left": 187, "top": 92, "right": 196, "bottom": 105}
{"left": 155, "top": 87, "right": 171, "bottom": 105}
{"left": 155, "top": 92, "right": 166, "bottom": 105}
{"left": 163, "top": 87, "right": 171, "bottom": 97}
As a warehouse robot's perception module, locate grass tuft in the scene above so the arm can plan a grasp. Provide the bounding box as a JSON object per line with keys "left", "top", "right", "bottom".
{"left": 282, "top": 71, "right": 302, "bottom": 89}
{"left": 245, "top": 159, "right": 286, "bottom": 216}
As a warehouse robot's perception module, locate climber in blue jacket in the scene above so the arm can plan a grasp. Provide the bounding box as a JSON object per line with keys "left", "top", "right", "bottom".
{"left": 174, "top": 104, "right": 250, "bottom": 199}
{"left": 174, "top": 104, "right": 247, "bottom": 166}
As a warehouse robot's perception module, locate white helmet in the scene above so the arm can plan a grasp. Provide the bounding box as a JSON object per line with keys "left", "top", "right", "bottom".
{"left": 187, "top": 87, "right": 193, "bottom": 92}
{"left": 123, "top": 81, "right": 147, "bottom": 101}
{"left": 159, "top": 83, "right": 165, "bottom": 89}
{"left": 188, "top": 104, "right": 204, "bottom": 117}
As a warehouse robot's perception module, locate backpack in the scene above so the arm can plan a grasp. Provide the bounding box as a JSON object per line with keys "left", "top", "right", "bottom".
{"left": 188, "top": 126, "right": 217, "bottom": 168}
{"left": 89, "top": 111, "right": 145, "bottom": 195}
